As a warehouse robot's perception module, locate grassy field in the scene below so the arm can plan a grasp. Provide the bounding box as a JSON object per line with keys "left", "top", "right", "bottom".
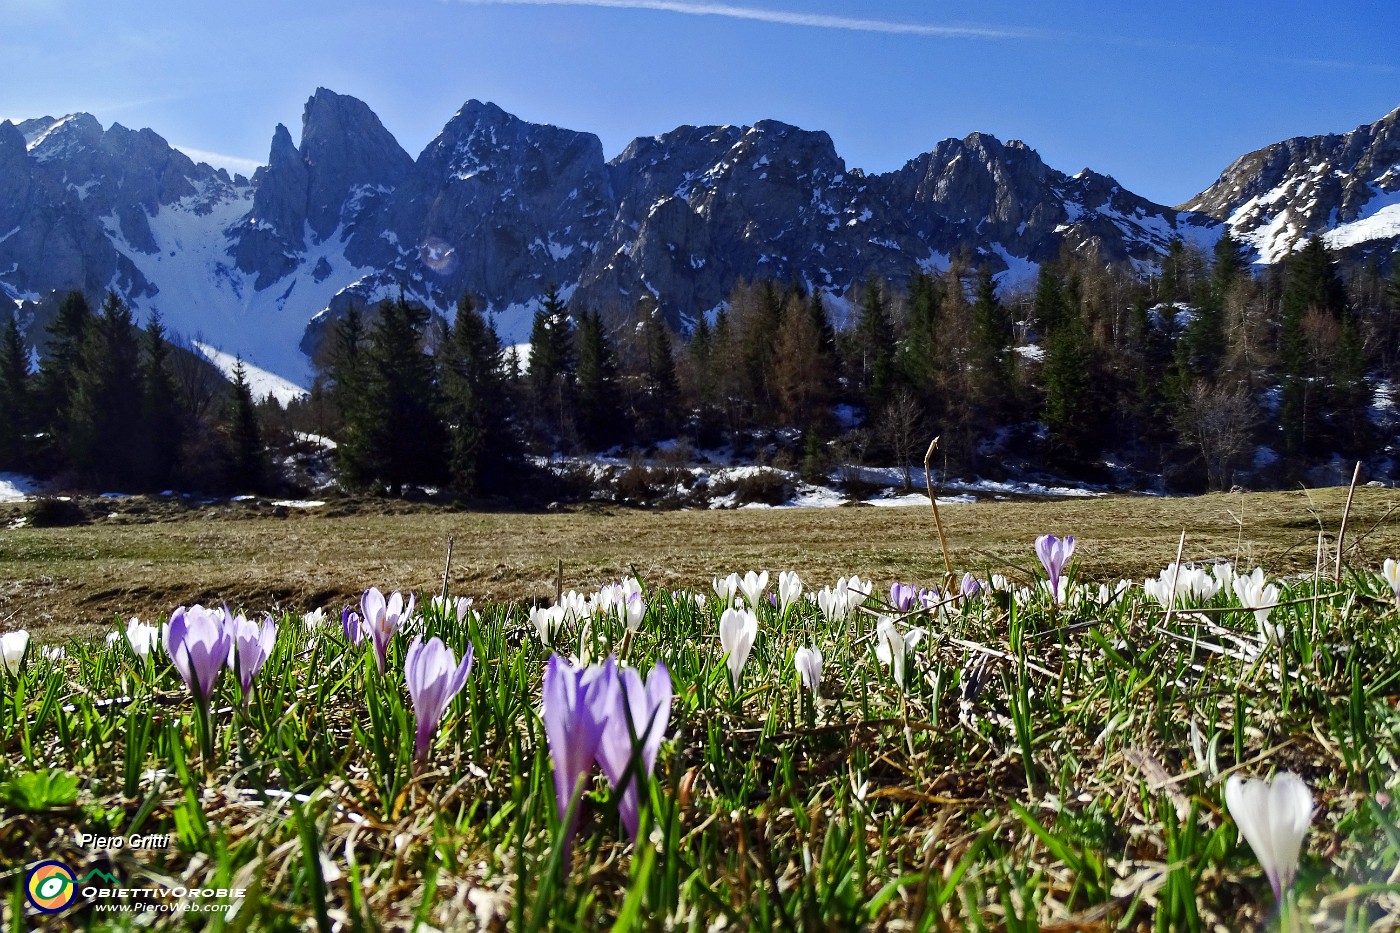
{"left": 3, "top": 486, "right": 1399, "bottom": 642}
{"left": 3, "top": 486, "right": 1400, "bottom": 931}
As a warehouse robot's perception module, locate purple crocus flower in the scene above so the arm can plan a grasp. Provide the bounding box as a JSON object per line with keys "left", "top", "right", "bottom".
{"left": 162, "top": 605, "right": 233, "bottom": 706}
{"left": 362, "top": 587, "right": 415, "bottom": 673}
{"left": 1034, "top": 534, "right": 1076, "bottom": 604}
{"left": 960, "top": 573, "right": 983, "bottom": 600}
{"left": 405, "top": 636, "right": 474, "bottom": 762}
{"left": 542, "top": 654, "right": 618, "bottom": 852}
{"left": 226, "top": 612, "right": 277, "bottom": 701}
{"left": 341, "top": 607, "right": 366, "bottom": 646}
{"left": 890, "top": 582, "right": 919, "bottom": 612}
{"left": 596, "top": 661, "right": 673, "bottom": 841}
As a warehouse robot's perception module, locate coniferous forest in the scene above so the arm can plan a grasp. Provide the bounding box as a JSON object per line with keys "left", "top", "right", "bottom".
{"left": 3, "top": 235, "right": 1399, "bottom": 499}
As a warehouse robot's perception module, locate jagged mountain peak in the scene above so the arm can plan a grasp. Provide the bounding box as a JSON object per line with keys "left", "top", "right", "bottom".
{"left": 1182, "top": 103, "right": 1400, "bottom": 263}
{"left": 4, "top": 91, "right": 1397, "bottom": 390}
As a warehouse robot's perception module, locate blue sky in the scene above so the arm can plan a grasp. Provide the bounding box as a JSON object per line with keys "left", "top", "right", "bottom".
{"left": 2, "top": 0, "right": 1397, "bottom": 205}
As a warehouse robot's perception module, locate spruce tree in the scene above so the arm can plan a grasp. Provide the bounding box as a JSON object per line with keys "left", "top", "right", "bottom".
{"left": 1033, "top": 266, "right": 1072, "bottom": 336}
{"left": 1184, "top": 232, "right": 1249, "bottom": 378}
{"left": 1279, "top": 237, "right": 1349, "bottom": 458}
{"left": 855, "top": 279, "right": 895, "bottom": 415}
{"left": 637, "top": 310, "right": 680, "bottom": 440}
{"left": 968, "top": 266, "right": 1015, "bottom": 414}
{"left": 35, "top": 290, "right": 94, "bottom": 473}
{"left": 68, "top": 292, "right": 143, "bottom": 485}
{"left": 359, "top": 296, "right": 448, "bottom": 495}
{"left": 1042, "top": 313, "right": 1101, "bottom": 467}
{"left": 574, "top": 308, "right": 624, "bottom": 450}
{"left": 896, "top": 271, "right": 942, "bottom": 408}
{"left": 226, "top": 359, "right": 266, "bottom": 493}
{"left": 0, "top": 314, "right": 31, "bottom": 471}
{"left": 323, "top": 304, "right": 372, "bottom": 488}
{"left": 137, "top": 312, "right": 184, "bottom": 489}
{"left": 527, "top": 285, "right": 576, "bottom": 446}
{"left": 440, "top": 294, "right": 521, "bottom": 495}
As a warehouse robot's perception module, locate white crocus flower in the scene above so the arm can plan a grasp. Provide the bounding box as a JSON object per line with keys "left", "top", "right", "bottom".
{"left": 1383, "top": 558, "right": 1400, "bottom": 602}
{"left": 844, "top": 576, "right": 872, "bottom": 609}
{"left": 1146, "top": 563, "right": 1222, "bottom": 608}
{"left": 712, "top": 573, "right": 740, "bottom": 610}
{"left": 718, "top": 607, "right": 758, "bottom": 689}
{"left": 777, "top": 571, "right": 803, "bottom": 615}
{"left": 1224, "top": 772, "right": 1313, "bottom": 904}
{"left": 302, "top": 607, "right": 327, "bottom": 631}
{"left": 1234, "top": 568, "right": 1282, "bottom": 644}
{"left": 737, "top": 570, "right": 769, "bottom": 611}
{"left": 530, "top": 605, "right": 565, "bottom": 646}
{"left": 40, "top": 645, "right": 65, "bottom": 661}
{"left": 126, "top": 618, "right": 161, "bottom": 660}
{"left": 618, "top": 591, "right": 646, "bottom": 631}
{"left": 794, "top": 645, "right": 822, "bottom": 699}
{"left": 873, "top": 616, "right": 925, "bottom": 690}
{"left": 815, "top": 582, "right": 850, "bottom": 623}
{"left": 1, "top": 630, "right": 29, "bottom": 675}
{"left": 1212, "top": 562, "right": 1237, "bottom": 599}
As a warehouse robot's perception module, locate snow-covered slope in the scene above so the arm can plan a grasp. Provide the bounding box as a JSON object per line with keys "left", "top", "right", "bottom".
{"left": 1182, "top": 105, "right": 1400, "bottom": 263}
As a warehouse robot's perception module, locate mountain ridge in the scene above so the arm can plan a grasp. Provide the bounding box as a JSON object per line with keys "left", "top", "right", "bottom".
{"left": 1, "top": 90, "right": 1396, "bottom": 388}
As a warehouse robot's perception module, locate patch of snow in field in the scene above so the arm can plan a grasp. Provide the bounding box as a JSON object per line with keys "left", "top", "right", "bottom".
{"left": 270, "top": 499, "right": 327, "bottom": 509}
{"left": 866, "top": 492, "right": 975, "bottom": 507}
{"left": 0, "top": 472, "right": 42, "bottom": 501}
{"left": 194, "top": 342, "right": 309, "bottom": 406}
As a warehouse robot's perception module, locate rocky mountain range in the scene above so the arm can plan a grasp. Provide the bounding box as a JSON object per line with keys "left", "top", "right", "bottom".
{"left": 1, "top": 89, "right": 1397, "bottom": 390}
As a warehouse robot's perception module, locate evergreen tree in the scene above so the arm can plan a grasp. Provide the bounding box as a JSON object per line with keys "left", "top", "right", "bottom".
{"left": 35, "top": 290, "right": 94, "bottom": 473}
{"left": 323, "top": 304, "right": 373, "bottom": 487}
{"left": 226, "top": 359, "right": 266, "bottom": 492}
{"left": 137, "top": 311, "right": 184, "bottom": 489}
{"left": 68, "top": 291, "right": 143, "bottom": 484}
{"left": 527, "top": 285, "right": 576, "bottom": 445}
{"left": 1042, "top": 310, "right": 1103, "bottom": 468}
{"left": 359, "top": 296, "right": 448, "bottom": 495}
{"left": 574, "top": 308, "right": 625, "bottom": 450}
{"left": 1279, "top": 237, "right": 1350, "bottom": 458}
{"left": 1183, "top": 232, "right": 1249, "bottom": 378}
{"left": 636, "top": 309, "right": 680, "bottom": 440}
{"left": 0, "top": 314, "right": 31, "bottom": 471}
{"left": 896, "top": 271, "right": 942, "bottom": 406}
{"left": 855, "top": 279, "right": 895, "bottom": 414}
{"left": 1034, "top": 266, "right": 1072, "bottom": 336}
{"left": 968, "top": 266, "right": 1015, "bottom": 413}
{"left": 440, "top": 294, "right": 521, "bottom": 495}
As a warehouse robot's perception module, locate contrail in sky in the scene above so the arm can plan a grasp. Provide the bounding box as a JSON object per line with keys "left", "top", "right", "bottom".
{"left": 454, "top": 0, "right": 1035, "bottom": 40}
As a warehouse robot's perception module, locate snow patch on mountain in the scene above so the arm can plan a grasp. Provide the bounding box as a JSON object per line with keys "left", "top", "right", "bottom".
{"left": 1324, "top": 188, "right": 1400, "bottom": 251}
{"left": 192, "top": 341, "right": 309, "bottom": 406}
{"left": 108, "top": 179, "right": 376, "bottom": 388}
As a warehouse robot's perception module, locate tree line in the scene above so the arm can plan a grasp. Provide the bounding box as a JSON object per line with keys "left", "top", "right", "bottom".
{"left": 0, "top": 290, "right": 270, "bottom": 493}
{"left": 3, "top": 235, "right": 1397, "bottom": 498}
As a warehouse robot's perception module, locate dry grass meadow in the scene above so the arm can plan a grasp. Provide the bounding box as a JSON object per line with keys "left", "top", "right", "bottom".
{"left": 4, "top": 485, "right": 1398, "bottom": 643}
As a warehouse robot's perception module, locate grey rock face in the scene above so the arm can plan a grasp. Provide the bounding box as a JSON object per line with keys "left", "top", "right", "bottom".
{"left": 232, "top": 88, "right": 413, "bottom": 290}
{"left": 4, "top": 90, "right": 1395, "bottom": 384}
{"left": 1181, "top": 106, "right": 1400, "bottom": 262}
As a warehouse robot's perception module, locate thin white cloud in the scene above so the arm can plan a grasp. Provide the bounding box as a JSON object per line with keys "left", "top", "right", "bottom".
{"left": 175, "top": 146, "right": 263, "bottom": 176}
{"left": 456, "top": 0, "right": 1033, "bottom": 40}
